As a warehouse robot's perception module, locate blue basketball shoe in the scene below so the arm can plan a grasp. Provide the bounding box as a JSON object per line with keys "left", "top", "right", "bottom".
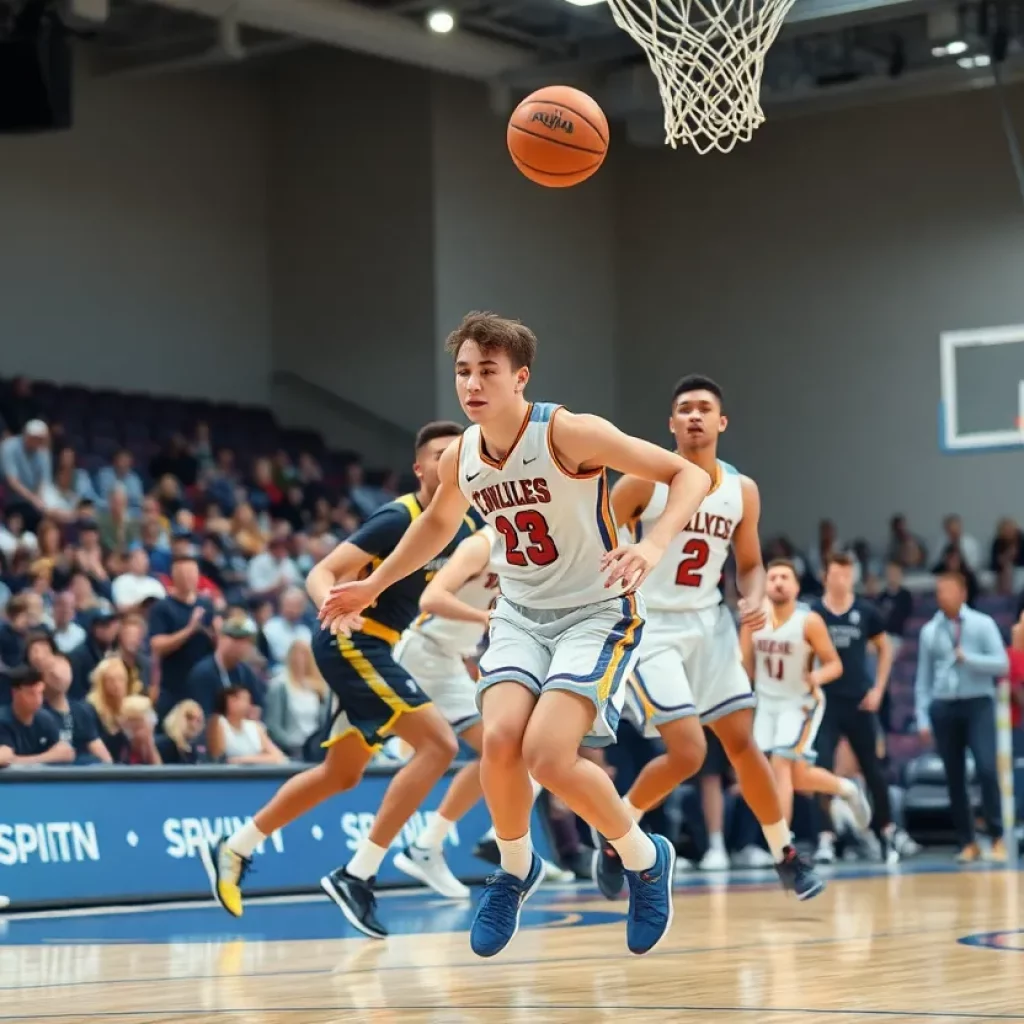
{"left": 469, "top": 853, "right": 543, "bottom": 958}
{"left": 624, "top": 833, "right": 676, "bottom": 955}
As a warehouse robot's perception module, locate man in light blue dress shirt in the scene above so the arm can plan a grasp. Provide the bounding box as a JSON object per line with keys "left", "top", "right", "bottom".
{"left": 915, "top": 571, "right": 1009, "bottom": 862}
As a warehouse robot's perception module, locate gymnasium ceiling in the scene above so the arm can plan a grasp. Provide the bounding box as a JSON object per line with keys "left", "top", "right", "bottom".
{"left": 37, "top": 0, "right": 1024, "bottom": 134}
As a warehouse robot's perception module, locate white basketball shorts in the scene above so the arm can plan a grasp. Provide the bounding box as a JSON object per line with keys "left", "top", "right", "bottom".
{"left": 625, "top": 603, "right": 755, "bottom": 737}
{"left": 753, "top": 691, "right": 824, "bottom": 762}
{"left": 392, "top": 629, "right": 480, "bottom": 734}
{"left": 477, "top": 592, "right": 645, "bottom": 747}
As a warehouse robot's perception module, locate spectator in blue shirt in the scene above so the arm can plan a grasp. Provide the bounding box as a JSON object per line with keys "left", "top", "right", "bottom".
{"left": 915, "top": 571, "right": 1010, "bottom": 862}
{"left": 0, "top": 667, "right": 75, "bottom": 768}
{"left": 186, "top": 616, "right": 265, "bottom": 716}
{"left": 0, "top": 420, "right": 52, "bottom": 531}
{"left": 96, "top": 450, "right": 146, "bottom": 511}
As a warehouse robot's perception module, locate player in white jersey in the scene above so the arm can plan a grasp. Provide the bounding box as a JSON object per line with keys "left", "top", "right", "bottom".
{"left": 597, "top": 375, "right": 824, "bottom": 901}
{"left": 744, "top": 559, "right": 871, "bottom": 830}
{"left": 392, "top": 526, "right": 571, "bottom": 896}
{"left": 319, "top": 312, "right": 712, "bottom": 958}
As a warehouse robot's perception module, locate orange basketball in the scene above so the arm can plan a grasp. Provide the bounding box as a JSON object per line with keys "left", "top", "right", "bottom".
{"left": 507, "top": 86, "right": 609, "bottom": 188}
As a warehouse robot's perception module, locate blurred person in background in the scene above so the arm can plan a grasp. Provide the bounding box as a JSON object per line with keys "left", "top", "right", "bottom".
{"left": 246, "top": 534, "right": 301, "bottom": 602}
{"left": 231, "top": 502, "right": 265, "bottom": 558}
{"left": 887, "top": 514, "right": 928, "bottom": 570}
{"left": 115, "top": 612, "right": 151, "bottom": 695}
{"left": 932, "top": 514, "right": 981, "bottom": 573}
{"left": 43, "top": 448, "right": 99, "bottom": 520}
{"left": 0, "top": 510, "right": 37, "bottom": 562}
{"left": 86, "top": 655, "right": 142, "bottom": 762}
{"left": 41, "top": 653, "right": 110, "bottom": 764}
{"left": 157, "top": 699, "right": 207, "bottom": 765}
{"left": 73, "top": 520, "right": 109, "bottom": 587}
{"left": 118, "top": 695, "right": 161, "bottom": 765}
{"left": 207, "top": 685, "right": 286, "bottom": 765}
{"left": 149, "top": 434, "right": 197, "bottom": 488}
{"left": 35, "top": 518, "right": 73, "bottom": 590}
{"left": 24, "top": 632, "right": 57, "bottom": 675}
{"left": 991, "top": 517, "right": 1024, "bottom": 595}
{"left": 0, "top": 666, "right": 75, "bottom": 767}
{"left": 69, "top": 569, "right": 103, "bottom": 620}
{"left": 69, "top": 604, "right": 120, "bottom": 700}
{"left": 97, "top": 449, "right": 145, "bottom": 511}
{"left": 148, "top": 545, "right": 219, "bottom": 721}
{"left": 263, "top": 586, "right": 313, "bottom": 665}
{"left": 0, "top": 419, "right": 52, "bottom": 531}
{"left": 936, "top": 548, "right": 979, "bottom": 608}
{"left": 51, "top": 590, "right": 86, "bottom": 654}
{"left": 97, "top": 484, "right": 141, "bottom": 554}
{"left": 265, "top": 640, "right": 328, "bottom": 759}
{"left": 806, "top": 518, "right": 843, "bottom": 584}
{"left": 915, "top": 571, "right": 1009, "bottom": 863}
{"left": 186, "top": 616, "right": 264, "bottom": 717}
{"left": 111, "top": 546, "right": 166, "bottom": 612}
{"left": 0, "top": 594, "right": 34, "bottom": 680}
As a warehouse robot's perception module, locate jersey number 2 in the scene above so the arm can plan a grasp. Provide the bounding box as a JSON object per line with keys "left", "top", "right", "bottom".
{"left": 675, "top": 538, "right": 710, "bottom": 587}
{"left": 495, "top": 510, "right": 559, "bottom": 567}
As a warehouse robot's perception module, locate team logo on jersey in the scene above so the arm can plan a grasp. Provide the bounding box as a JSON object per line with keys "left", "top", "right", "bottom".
{"left": 755, "top": 638, "right": 794, "bottom": 655}
{"left": 471, "top": 478, "right": 552, "bottom": 517}
{"left": 683, "top": 509, "right": 735, "bottom": 541}
{"left": 850, "top": 610, "right": 860, "bottom": 625}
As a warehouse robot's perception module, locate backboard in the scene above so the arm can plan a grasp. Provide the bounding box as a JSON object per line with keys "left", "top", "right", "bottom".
{"left": 939, "top": 324, "right": 1024, "bottom": 452}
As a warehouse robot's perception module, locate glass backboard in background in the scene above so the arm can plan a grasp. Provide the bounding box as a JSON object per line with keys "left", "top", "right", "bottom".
{"left": 940, "top": 325, "right": 1024, "bottom": 452}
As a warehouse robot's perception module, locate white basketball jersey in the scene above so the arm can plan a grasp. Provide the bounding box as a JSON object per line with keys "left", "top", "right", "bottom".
{"left": 635, "top": 460, "right": 744, "bottom": 613}
{"left": 752, "top": 607, "right": 812, "bottom": 700}
{"left": 458, "top": 402, "right": 617, "bottom": 610}
{"left": 410, "top": 527, "right": 501, "bottom": 656}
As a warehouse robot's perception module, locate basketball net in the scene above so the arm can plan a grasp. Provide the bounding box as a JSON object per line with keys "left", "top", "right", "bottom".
{"left": 606, "top": 0, "right": 799, "bottom": 154}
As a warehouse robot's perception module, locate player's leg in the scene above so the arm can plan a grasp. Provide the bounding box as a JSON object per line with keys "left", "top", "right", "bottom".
{"left": 781, "top": 697, "right": 872, "bottom": 831}
{"left": 811, "top": 700, "right": 842, "bottom": 863}
{"left": 700, "top": 610, "right": 823, "bottom": 899}
{"left": 203, "top": 629, "right": 380, "bottom": 919}
{"left": 532, "top": 594, "right": 675, "bottom": 955}
{"left": 203, "top": 729, "right": 372, "bottom": 919}
{"left": 319, "top": 638, "right": 458, "bottom": 937}
{"left": 841, "top": 703, "right": 896, "bottom": 852}
{"left": 466, "top": 600, "right": 548, "bottom": 957}
{"left": 755, "top": 700, "right": 794, "bottom": 823}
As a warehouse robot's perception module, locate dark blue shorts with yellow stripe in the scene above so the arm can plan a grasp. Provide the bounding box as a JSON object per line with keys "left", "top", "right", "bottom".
{"left": 312, "top": 622, "right": 431, "bottom": 753}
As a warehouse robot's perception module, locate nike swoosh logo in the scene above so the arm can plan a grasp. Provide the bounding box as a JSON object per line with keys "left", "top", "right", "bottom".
{"left": 466, "top": 471, "right": 481, "bottom": 481}
{"left": 523, "top": 457, "right": 537, "bottom": 465}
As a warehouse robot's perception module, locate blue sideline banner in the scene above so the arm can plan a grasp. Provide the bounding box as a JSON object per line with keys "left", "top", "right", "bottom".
{"left": 0, "top": 765, "right": 554, "bottom": 909}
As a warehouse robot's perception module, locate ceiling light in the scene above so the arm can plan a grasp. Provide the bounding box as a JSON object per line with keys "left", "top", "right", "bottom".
{"left": 564, "top": 0, "right": 608, "bottom": 6}
{"left": 946, "top": 39, "right": 969, "bottom": 55}
{"left": 957, "top": 55, "right": 974, "bottom": 68}
{"left": 427, "top": 9, "right": 455, "bottom": 33}
{"left": 975, "top": 53, "right": 991, "bottom": 67}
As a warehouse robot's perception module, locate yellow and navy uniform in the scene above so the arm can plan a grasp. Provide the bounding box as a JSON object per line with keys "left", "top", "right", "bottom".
{"left": 313, "top": 494, "right": 482, "bottom": 752}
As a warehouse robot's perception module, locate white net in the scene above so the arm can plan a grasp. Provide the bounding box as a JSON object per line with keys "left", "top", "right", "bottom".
{"left": 606, "top": 0, "right": 799, "bottom": 154}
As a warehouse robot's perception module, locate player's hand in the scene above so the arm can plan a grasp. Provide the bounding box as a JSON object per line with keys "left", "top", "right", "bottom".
{"left": 738, "top": 596, "right": 769, "bottom": 631}
{"left": 318, "top": 579, "right": 375, "bottom": 635}
{"left": 600, "top": 540, "right": 662, "bottom": 592}
{"left": 859, "top": 687, "right": 883, "bottom": 713}
{"left": 954, "top": 646, "right": 966, "bottom": 663}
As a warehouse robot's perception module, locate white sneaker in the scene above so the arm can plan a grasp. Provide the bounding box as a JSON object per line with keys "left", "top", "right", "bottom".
{"left": 814, "top": 837, "right": 836, "bottom": 865}
{"left": 393, "top": 844, "right": 470, "bottom": 900}
{"left": 541, "top": 859, "right": 575, "bottom": 884}
{"left": 733, "top": 845, "right": 775, "bottom": 869}
{"left": 841, "top": 785, "right": 873, "bottom": 832}
{"left": 699, "top": 847, "right": 731, "bottom": 871}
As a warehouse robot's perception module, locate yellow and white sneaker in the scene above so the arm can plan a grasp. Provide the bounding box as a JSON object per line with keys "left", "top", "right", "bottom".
{"left": 200, "top": 838, "right": 250, "bottom": 918}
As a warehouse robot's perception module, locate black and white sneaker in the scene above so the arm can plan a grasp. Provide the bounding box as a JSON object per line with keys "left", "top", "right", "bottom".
{"left": 321, "top": 868, "right": 387, "bottom": 939}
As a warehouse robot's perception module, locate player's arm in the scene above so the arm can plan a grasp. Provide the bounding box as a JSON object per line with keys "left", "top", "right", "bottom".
{"left": 738, "top": 622, "right": 756, "bottom": 681}
{"left": 609, "top": 474, "right": 655, "bottom": 531}
{"left": 306, "top": 540, "right": 376, "bottom": 610}
{"left": 732, "top": 476, "right": 768, "bottom": 630}
{"left": 552, "top": 411, "right": 711, "bottom": 589}
{"left": 419, "top": 530, "right": 493, "bottom": 628}
{"left": 319, "top": 443, "right": 471, "bottom": 631}
{"left": 861, "top": 605, "right": 893, "bottom": 711}
{"left": 804, "top": 612, "right": 842, "bottom": 688}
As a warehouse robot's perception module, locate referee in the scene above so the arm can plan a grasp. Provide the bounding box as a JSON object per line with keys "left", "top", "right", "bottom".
{"left": 811, "top": 552, "right": 900, "bottom": 863}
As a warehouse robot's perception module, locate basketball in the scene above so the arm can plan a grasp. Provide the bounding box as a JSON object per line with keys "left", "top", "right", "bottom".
{"left": 507, "top": 85, "right": 609, "bottom": 188}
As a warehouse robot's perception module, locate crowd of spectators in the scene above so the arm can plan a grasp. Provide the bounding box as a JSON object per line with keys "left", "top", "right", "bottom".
{"left": 1, "top": 376, "right": 1021, "bottom": 835}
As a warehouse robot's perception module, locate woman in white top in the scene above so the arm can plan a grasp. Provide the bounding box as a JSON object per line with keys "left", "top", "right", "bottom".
{"left": 207, "top": 686, "right": 287, "bottom": 765}
{"left": 264, "top": 640, "right": 328, "bottom": 758}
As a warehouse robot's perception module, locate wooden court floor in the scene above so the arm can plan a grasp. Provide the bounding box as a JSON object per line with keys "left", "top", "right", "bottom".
{"left": 0, "top": 862, "right": 1021, "bottom": 1023}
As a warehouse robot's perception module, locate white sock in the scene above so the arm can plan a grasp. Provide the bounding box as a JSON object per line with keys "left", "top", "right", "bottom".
{"left": 609, "top": 821, "right": 657, "bottom": 872}
{"left": 761, "top": 820, "right": 792, "bottom": 862}
{"left": 482, "top": 779, "right": 544, "bottom": 844}
{"left": 622, "top": 795, "right": 644, "bottom": 823}
{"left": 416, "top": 814, "right": 454, "bottom": 850}
{"left": 346, "top": 839, "right": 389, "bottom": 881}
{"left": 227, "top": 821, "right": 266, "bottom": 859}
{"left": 838, "top": 778, "right": 858, "bottom": 799}
{"left": 708, "top": 831, "right": 726, "bottom": 853}
{"left": 496, "top": 832, "right": 533, "bottom": 880}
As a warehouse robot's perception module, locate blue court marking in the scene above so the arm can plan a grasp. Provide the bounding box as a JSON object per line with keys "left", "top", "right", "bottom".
{"left": 958, "top": 928, "right": 1024, "bottom": 952}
